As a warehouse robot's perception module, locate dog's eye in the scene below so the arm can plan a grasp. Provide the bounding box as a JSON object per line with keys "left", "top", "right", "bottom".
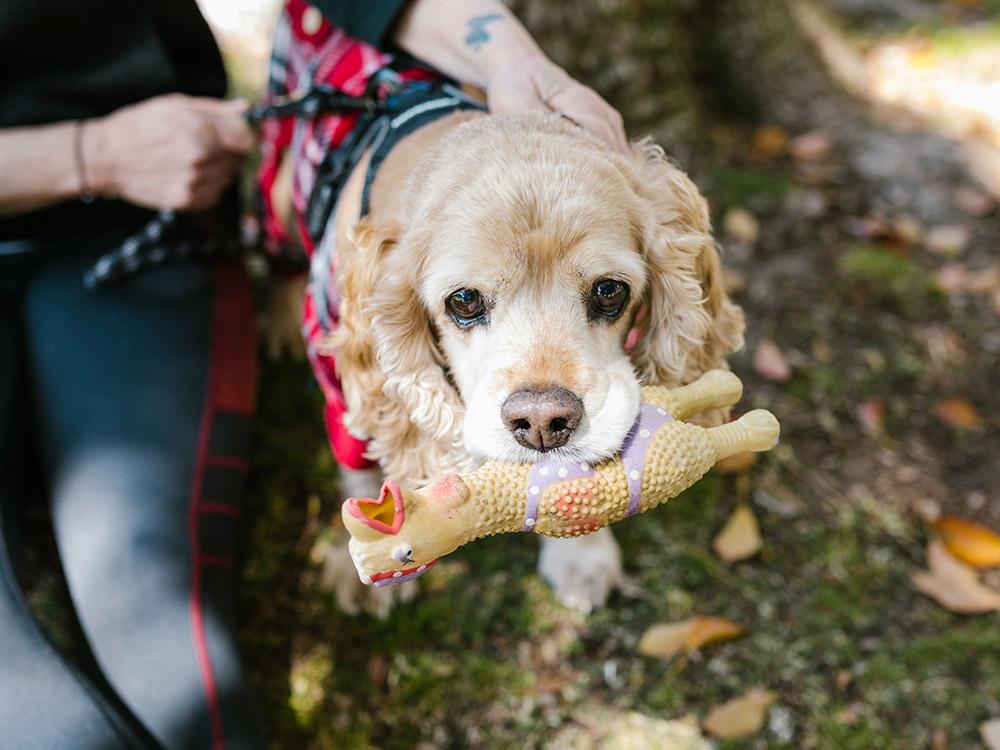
{"left": 446, "top": 288, "right": 487, "bottom": 327}
{"left": 589, "top": 279, "right": 630, "bottom": 320}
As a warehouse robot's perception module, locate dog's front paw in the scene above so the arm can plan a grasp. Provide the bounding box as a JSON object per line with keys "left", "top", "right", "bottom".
{"left": 537, "top": 527, "right": 625, "bottom": 614}
{"left": 315, "top": 529, "right": 418, "bottom": 619}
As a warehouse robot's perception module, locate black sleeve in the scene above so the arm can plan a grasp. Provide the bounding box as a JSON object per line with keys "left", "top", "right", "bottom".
{"left": 311, "top": 0, "right": 411, "bottom": 49}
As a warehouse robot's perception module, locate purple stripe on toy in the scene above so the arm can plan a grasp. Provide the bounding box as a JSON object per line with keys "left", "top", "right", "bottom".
{"left": 521, "top": 452, "right": 593, "bottom": 532}
{"left": 618, "top": 403, "right": 673, "bottom": 516}
{"left": 520, "top": 402, "right": 673, "bottom": 531}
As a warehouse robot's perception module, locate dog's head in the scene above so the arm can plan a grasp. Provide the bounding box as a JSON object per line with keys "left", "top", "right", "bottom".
{"left": 340, "top": 114, "right": 743, "bottom": 474}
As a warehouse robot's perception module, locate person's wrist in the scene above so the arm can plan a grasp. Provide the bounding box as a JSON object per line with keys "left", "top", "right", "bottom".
{"left": 479, "top": 35, "right": 547, "bottom": 88}
{"left": 81, "top": 115, "right": 118, "bottom": 198}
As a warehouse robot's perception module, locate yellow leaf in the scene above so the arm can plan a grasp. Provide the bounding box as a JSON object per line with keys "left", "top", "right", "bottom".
{"left": 935, "top": 517, "right": 1000, "bottom": 569}
{"left": 714, "top": 451, "right": 758, "bottom": 474}
{"left": 911, "top": 538, "right": 1000, "bottom": 614}
{"left": 637, "top": 616, "right": 744, "bottom": 659}
{"left": 637, "top": 620, "right": 692, "bottom": 659}
{"left": 703, "top": 688, "right": 776, "bottom": 739}
{"left": 934, "top": 399, "right": 983, "bottom": 429}
{"left": 713, "top": 504, "right": 763, "bottom": 563}
{"left": 685, "top": 616, "right": 745, "bottom": 651}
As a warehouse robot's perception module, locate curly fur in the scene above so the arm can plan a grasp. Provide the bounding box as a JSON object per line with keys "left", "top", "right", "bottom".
{"left": 328, "top": 113, "right": 744, "bottom": 484}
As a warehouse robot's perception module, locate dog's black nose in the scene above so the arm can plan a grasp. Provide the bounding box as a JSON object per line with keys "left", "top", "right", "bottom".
{"left": 501, "top": 386, "right": 584, "bottom": 452}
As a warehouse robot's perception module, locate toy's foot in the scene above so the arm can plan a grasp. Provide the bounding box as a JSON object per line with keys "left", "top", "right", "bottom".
{"left": 317, "top": 529, "right": 418, "bottom": 619}
{"left": 538, "top": 527, "right": 625, "bottom": 614}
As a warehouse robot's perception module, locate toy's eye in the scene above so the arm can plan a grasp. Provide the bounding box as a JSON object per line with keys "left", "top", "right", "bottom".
{"left": 588, "top": 278, "right": 630, "bottom": 321}
{"left": 445, "top": 288, "right": 487, "bottom": 328}
{"left": 392, "top": 543, "right": 414, "bottom": 564}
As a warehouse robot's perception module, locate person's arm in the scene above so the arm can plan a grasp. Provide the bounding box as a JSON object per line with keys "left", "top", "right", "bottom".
{"left": 0, "top": 94, "right": 255, "bottom": 218}
{"left": 392, "top": 0, "right": 628, "bottom": 153}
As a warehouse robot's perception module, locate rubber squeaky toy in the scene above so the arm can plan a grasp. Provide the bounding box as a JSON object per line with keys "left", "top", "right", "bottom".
{"left": 342, "top": 370, "right": 780, "bottom": 586}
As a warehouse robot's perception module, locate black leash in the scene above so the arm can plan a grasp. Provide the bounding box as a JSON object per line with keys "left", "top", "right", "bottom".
{"left": 82, "top": 69, "right": 404, "bottom": 290}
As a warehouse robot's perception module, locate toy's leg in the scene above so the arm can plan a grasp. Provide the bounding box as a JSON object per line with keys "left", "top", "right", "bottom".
{"left": 657, "top": 369, "right": 743, "bottom": 419}
{"left": 707, "top": 409, "right": 780, "bottom": 459}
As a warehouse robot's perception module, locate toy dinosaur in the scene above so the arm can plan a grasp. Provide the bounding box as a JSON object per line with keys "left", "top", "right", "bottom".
{"left": 342, "top": 370, "right": 779, "bottom": 586}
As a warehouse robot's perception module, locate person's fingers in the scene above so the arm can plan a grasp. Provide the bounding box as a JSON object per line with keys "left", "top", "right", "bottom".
{"left": 211, "top": 111, "right": 257, "bottom": 155}
{"left": 549, "top": 86, "right": 628, "bottom": 153}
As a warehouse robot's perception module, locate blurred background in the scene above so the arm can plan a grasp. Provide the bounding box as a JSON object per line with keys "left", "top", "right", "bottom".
{"left": 29, "top": 0, "right": 1000, "bottom": 747}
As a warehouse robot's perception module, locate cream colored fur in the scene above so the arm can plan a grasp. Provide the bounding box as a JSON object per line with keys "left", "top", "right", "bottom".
{"left": 273, "top": 110, "right": 744, "bottom": 612}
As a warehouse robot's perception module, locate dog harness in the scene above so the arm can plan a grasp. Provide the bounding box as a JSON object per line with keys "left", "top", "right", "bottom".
{"left": 257, "top": 0, "right": 485, "bottom": 470}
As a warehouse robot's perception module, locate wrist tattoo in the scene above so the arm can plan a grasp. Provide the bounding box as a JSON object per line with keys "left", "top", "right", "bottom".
{"left": 465, "top": 14, "right": 503, "bottom": 52}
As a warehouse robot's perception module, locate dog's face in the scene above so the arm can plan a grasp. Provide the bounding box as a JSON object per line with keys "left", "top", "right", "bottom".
{"left": 343, "top": 114, "right": 744, "bottom": 479}
{"left": 418, "top": 165, "right": 648, "bottom": 464}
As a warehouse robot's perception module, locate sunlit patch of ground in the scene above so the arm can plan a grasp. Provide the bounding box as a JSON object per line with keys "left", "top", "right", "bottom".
{"left": 799, "top": 2, "right": 1000, "bottom": 193}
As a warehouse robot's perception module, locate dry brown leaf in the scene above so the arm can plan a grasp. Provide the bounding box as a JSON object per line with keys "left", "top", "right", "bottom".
{"left": 911, "top": 538, "right": 1000, "bottom": 614}
{"left": 856, "top": 400, "right": 885, "bottom": 438}
{"left": 935, "top": 517, "right": 1000, "bottom": 569}
{"left": 751, "top": 125, "right": 789, "bottom": 159}
{"left": 753, "top": 339, "right": 792, "bottom": 382}
{"left": 714, "top": 451, "right": 758, "bottom": 474}
{"left": 703, "top": 688, "right": 776, "bottom": 739}
{"left": 934, "top": 399, "right": 984, "bottom": 430}
{"left": 980, "top": 718, "right": 1000, "bottom": 750}
{"left": 723, "top": 207, "right": 759, "bottom": 244}
{"left": 637, "top": 616, "right": 744, "bottom": 659}
{"left": 713, "top": 504, "right": 763, "bottom": 563}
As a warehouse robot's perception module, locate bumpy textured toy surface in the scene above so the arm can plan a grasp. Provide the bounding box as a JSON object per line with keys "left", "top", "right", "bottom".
{"left": 342, "top": 370, "right": 780, "bottom": 586}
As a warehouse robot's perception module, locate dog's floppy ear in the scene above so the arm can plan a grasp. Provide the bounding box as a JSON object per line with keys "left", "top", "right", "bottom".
{"left": 332, "top": 219, "right": 468, "bottom": 477}
{"left": 627, "top": 140, "right": 744, "bottom": 386}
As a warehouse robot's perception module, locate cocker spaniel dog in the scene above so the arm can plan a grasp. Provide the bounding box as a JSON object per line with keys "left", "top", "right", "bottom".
{"left": 270, "top": 110, "right": 743, "bottom": 616}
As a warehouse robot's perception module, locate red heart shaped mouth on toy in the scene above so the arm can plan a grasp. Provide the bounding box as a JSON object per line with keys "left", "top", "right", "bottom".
{"left": 345, "top": 479, "right": 404, "bottom": 535}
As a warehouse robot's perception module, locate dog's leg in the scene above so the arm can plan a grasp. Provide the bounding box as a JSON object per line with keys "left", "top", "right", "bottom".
{"left": 537, "top": 526, "right": 625, "bottom": 614}
{"left": 318, "top": 466, "right": 418, "bottom": 618}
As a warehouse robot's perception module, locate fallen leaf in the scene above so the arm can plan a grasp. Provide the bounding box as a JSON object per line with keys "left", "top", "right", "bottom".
{"left": 890, "top": 214, "right": 923, "bottom": 245}
{"left": 954, "top": 187, "right": 994, "bottom": 217}
{"left": 713, "top": 504, "right": 763, "bottom": 562}
{"left": 703, "top": 688, "right": 776, "bottom": 739}
{"left": 753, "top": 339, "right": 792, "bottom": 382}
{"left": 966, "top": 263, "right": 1000, "bottom": 294}
{"left": 714, "top": 451, "right": 758, "bottom": 474}
{"left": 925, "top": 225, "right": 970, "bottom": 257}
{"left": 637, "top": 616, "right": 744, "bottom": 659}
{"left": 790, "top": 131, "right": 833, "bottom": 161}
{"left": 856, "top": 400, "right": 885, "bottom": 438}
{"left": 723, "top": 207, "right": 759, "bottom": 244}
{"left": 981, "top": 718, "right": 1000, "bottom": 750}
{"left": 935, "top": 517, "right": 1000, "bottom": 569}
{"left": 751, "top": 125, "right": 789, "bottom": 159}
{"left": 911, "top": 538, "right": 1000, "bottom": 614}
{"left": 934, "top": 399, "right": 983, "bottom": 429}
{"left": 935, "top": 263, "right": 969, "bottom": 293}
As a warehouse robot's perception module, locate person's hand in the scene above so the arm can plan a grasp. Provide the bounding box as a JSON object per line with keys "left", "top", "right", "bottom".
{"left": 486, "top": 56, "right": 629, "bottom": 154}
{"left": 86, "top": 94, "right": 256, "bottom": 211}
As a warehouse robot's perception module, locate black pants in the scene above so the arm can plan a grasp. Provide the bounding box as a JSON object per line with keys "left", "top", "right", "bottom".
{"left": 0, "top": 238, "right": 264, "bottom": 749}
